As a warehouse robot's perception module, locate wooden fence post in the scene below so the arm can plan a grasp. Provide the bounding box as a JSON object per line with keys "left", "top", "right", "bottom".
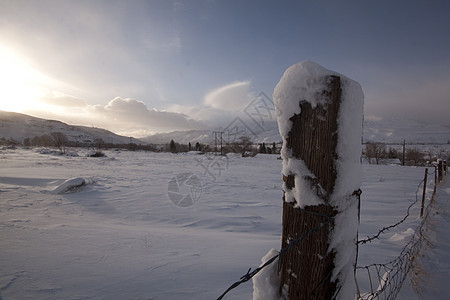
{"left": 402, "top": 140, "right": 406, "bottom": 166}
{"left": 438, "top": 160, "right": 443, "bottom": 182}
{"left": 420, "top": 168, "right": 428, "bottom": 217}
{"left": 274, "top": 61, "right": 363, "bottom": 300}
{"left": 279, "top": 75, "right": 340, "bottom": 299}
{"left": 434, "top": 166, "right": 437, "bottom": 194}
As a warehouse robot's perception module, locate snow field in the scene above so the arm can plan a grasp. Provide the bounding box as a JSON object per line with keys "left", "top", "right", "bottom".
{"left": 0, "top": 148, "right": 446, "bottom": 299}
{"left": 0, "top": 149, "right": 282, "bottom": 299}
{"left": 420, "top": 182, "right": 450, "bottom": 299}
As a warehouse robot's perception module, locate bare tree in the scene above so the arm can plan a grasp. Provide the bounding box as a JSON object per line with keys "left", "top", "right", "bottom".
{"left": 94, "top": 138, "right": 105, "bottom": 150}
{"left": 229, "top": 135, "right": 254, "bottom": 157}
{"left": 195, "top": 142, "right": 202, "bottom": 152}
{"left": 438, "top": 148, "right": 448, "bottom": 160}
{"left": 23, "top": 137, "right": 31, "bottom": 147}
{"left": 364, "top": 142, "right": 387, "bottom": 164}
{"left": 259, "top": 142, "right": 267, "bottom": 154}
{"left": 405, "top": 147, "right": 424, "bottom": 166}
{"left": 31, "top": 135, "right": 52, "bottom": 147}
{"left": 50, "top": 132, "right": 68, "bottom": 154}
{"left": 424, "top": 148, "right": 435, "bottom": 163}
{"left": 388, "top": 147, "right": 399, "bottom": 159}
{"left": 169, "top": 139, "right": 177, "bottom": 153}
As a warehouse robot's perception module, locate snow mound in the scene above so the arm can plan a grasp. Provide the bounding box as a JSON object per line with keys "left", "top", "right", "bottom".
{"left": 38, "top": 148, "right": 60, "bottom": 155}
{"left": 388, "top": 228, "right": 415, "bottom": 243}
{"left": 52, "top": 178, "right": 86, "bottom": 194}
{"left": 252, "top": 249, "right": 282, "bottom": 300}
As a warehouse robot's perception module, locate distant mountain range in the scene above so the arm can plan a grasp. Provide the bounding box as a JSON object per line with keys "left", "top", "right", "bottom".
{"left": 363, "top": 116, "right": 450, "bottom": 144}
{"left": 1, "top": 110, "right": 449, "bottom": 146}
{"left": 141, "top": 120, "right": 281, "bottom": 145}
{"left": 0, "top": 111, "right": 141, "bottom": 145}
{"left": 143, "top": 116, "right": 450, "bottom": 145}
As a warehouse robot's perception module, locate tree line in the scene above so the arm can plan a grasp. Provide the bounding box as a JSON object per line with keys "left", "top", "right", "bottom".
{"left": 167, "top": 137, "right": 280, "bottom": 156}
{"left": 6, "top": 133, "right": 447, "bottom": 165}
{"left": 363, "top": 141, "right": 448, "bottom": 166}
{"left": 1, "top": 132, "right": 281, "bottom": 156}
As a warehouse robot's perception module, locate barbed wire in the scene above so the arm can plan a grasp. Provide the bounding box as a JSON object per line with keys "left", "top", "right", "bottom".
{"left": 217, "top": 166, "right": 443, "bottom": 300}
{"left": 216, "top": 253, "right": 279, "bottom": 300}
{"left": 357, "top": 168, "right": 436, "bottom": 245}
{"left": 217, "top": 209, "right": 334, "bottom": 300}
{"left": 356, "top": 167, "right": 439, "bottom": 299}
{"left": 355, "top": 201, "right": 431, "bottom": 299}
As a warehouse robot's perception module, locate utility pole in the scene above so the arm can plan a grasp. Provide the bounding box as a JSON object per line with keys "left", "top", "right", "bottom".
{"left": 213, "top": 131, "right": 224, "bottom": 156}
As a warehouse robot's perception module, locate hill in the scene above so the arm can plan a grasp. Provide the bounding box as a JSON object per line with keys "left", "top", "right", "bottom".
{"left": 1, "top": 110, "right": 449, "bottom": 147}
{"left": 0, "top": 110, "right": 142, "bottom": 146}
{"left": 363, "top": 116, "right": 450, "bottom": 144}
{"left": 143, "top": 116, "right": 450, "bottom": 146}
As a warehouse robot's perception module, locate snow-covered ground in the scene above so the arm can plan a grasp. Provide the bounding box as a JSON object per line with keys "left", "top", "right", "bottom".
{"left": 420, "top": 181, "right": 450, "bottom": 299}
{"left": 0, "top": 148, "right": 448, "bottom": 299}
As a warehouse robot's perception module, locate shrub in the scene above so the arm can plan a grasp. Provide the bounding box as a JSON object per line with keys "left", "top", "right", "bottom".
{"left": 89, "top": 151, "right": 106, "bottom": 157}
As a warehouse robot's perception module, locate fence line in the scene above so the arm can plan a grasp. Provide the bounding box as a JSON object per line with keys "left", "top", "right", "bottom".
{"left": 355, "top": 165, "right": 444, "bottom": 300}
{"left": 357, "top": 181, "right": 422, "bottom": 246}
{"left": 217, "top": 162, "right": 447, "bottom": 299}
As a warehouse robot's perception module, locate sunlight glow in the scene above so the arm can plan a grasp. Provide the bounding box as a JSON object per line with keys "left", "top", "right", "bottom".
{"left": 0, "top": 46, "right": 50, "bottom": 112}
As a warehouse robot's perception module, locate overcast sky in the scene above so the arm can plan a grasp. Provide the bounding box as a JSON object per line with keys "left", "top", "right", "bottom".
{"left": 0, "top": 0, "right": 449, "bottom": 136}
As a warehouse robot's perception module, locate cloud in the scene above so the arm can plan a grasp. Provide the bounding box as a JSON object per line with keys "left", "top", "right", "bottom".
{"left": 204, "top": 81, "right": 252, "bottom": 111}
{"left": 167, "top": 103, "right": 237, "bottom": 128}
{"left": 93, "top": 97, "right": 205, "bottom": 132}
{"left": 167, "top": 81, "right": 273, "bottom": 129}
{"left": 168, "top": 80, "right": 259, "bottom": 128}
{"left": 39, "top": 90, "right": 87, "bottom": 107}
{"left": 18, "top": 79, "right": 261, "bottom": 137}
{"left": 23, "top": 96, "right": 205, "bottom": 137}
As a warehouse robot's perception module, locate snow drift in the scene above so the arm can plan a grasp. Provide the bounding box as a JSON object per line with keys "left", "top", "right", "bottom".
{"left": 52, "top": 177, "right": 86, "bottom": 194}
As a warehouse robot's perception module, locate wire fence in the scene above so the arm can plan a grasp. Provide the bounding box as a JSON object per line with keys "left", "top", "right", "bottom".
{"left": 217, "top": 162, "right": 447, "bottom": 300}
{"left": 355, "top": 165, "right": 444, "bottom": 300}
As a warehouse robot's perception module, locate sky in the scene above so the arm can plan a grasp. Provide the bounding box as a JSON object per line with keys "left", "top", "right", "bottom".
{"left": 0, "top": 0, "right": 449, "bottom": 137}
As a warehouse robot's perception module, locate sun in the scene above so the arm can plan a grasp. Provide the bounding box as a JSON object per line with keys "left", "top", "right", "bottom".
{"left": 0, "top": 46, "right": 48, "bottom": 113}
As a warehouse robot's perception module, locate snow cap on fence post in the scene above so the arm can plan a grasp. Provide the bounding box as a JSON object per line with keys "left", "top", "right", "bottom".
{"left": 273, "top": 61, "right": 364, "bottom": 299}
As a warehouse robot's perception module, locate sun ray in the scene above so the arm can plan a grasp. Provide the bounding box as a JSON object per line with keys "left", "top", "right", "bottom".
{"left": 0, "top": 46, "right": 58, "bottom": 112}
